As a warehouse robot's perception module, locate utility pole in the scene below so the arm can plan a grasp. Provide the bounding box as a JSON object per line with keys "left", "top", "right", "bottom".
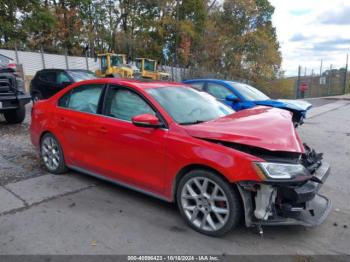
{"left": 65, "top": 49, "right": 69, "bottom": 69}
{"left": 14, "top": 41, "right": 19, "bottom": 64}
{"left": 174, "top": 0, "right": 179, "bottom": 68}
{"left": 320, "top": 59, "right": 323, "bottom": 76}
{"left": 40, "top": 45, "right": 46, "bottom": 69}
{"left": 296, "top": 65, "right": 301, "bottom": 99}
{"left": 343, "top": 54, "right": 348, "bottom": 94}
{"left": 328, "top": 64, "right": 332, "bottom": 95}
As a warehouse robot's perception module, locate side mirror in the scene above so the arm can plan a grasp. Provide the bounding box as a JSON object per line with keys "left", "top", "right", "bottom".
{"left": 225, "top": 94, "right": 240, "bottom": 102}
{"left": 132, "top": 114, "right": 163, "bottom": 128}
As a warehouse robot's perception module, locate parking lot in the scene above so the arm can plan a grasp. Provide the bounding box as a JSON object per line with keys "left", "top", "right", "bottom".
{"left": 0, "top": 99, "right": 349, "bottom": 255}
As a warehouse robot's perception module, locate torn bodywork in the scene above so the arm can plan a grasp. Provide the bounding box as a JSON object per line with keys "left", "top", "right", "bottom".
{"left": 235, "top": 143, "right": 331, "bottom": 228}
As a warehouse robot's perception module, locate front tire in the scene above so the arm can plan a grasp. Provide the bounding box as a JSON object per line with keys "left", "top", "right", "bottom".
{"left": 40, "top": 133, "right": 68, "bottom": 174}
{"left": 292, "top": 112, "right": 303, "bottom": 127}
{"left": 4, "top": 105, "right": 26, "bottom": 124}
{"left": 176, "top": 170, "right": 242, "bottom": 236}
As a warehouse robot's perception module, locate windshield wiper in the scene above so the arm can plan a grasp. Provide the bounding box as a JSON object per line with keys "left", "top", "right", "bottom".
{"left": 179, "top": 120, "right": 205, "bottom": 125}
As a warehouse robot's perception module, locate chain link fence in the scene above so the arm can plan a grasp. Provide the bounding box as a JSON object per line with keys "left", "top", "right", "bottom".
{"left": 256, "top": 64, "right": 350, "bottom": 99}
{"left": 1, "top": 48, "right": 349, "bottom": 99}
{"left": 295, "top": 65, "right": 349, "bottom": 99}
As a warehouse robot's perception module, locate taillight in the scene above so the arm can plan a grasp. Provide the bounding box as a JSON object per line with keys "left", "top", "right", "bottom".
{"left": 7, "top": 63, "right": 17, "bottom": 70}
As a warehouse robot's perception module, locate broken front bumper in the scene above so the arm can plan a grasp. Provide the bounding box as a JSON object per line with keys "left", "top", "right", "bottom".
{"left": 238, "top": 162, "right": 331, "bottom": 228}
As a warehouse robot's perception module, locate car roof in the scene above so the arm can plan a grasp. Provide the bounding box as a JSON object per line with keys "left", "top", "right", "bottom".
{"left": 184, "top": 79, "right": 242, "bottom": 86}
{"left": 73, "top": 78, "right": 188, "bottom": 90}
{"left": 38, "top": 69, "right": 92, "bottom": 73}
{"left": 66, "top": 69, "right": 94, "bottom": 73}
{"left": 39, "top": 68, "right": 63, "bottom": 72}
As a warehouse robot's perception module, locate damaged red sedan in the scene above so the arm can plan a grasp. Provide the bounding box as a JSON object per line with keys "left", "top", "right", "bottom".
{"left": 30, "top": 78, "right": 331, "bottom": 236}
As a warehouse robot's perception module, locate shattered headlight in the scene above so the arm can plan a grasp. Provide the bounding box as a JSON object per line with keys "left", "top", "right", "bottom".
{"left": 254, "top": 162, "right": 311, "bottom": 180}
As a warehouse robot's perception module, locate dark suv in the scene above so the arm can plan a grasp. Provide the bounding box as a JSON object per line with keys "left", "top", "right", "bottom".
{"left": 0, "top": 68, "right": 31, "bottom": 124}
{"left": 30, "top": 69, "right": 95, "bottom": 101}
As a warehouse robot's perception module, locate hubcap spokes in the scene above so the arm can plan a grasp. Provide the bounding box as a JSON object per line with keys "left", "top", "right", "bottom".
{"left": 181, "top": 177, "right": 229, "bottom": 232}
{"left": 41, "top": 137, "right": 60, "bottom": 170}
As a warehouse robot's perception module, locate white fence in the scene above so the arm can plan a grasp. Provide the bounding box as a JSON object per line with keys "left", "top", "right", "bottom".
{"left": 0, "top": 49, "right": 99, "bottom": 76}
{"left": 0, "top": 49, "right": 186, "bottom": 81}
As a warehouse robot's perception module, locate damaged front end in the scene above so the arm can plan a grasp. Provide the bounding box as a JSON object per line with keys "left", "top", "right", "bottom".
{"left": 236, "top": 143, "right": 331, "bottom": 228}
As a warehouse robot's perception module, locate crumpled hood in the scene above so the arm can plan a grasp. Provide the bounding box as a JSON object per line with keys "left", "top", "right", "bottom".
{"left": 254, "top": 99, "right": 312, "bottom": 112}
{"left": 183, "top": 106, "right": 304, "bottom": 153}
{"left": 278, "top": 99, "right": 312, "bottom": 111}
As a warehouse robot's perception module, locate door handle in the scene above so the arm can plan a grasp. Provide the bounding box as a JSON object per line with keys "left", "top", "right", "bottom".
{"left": 98, "top": 126, "right": 107, "bottom": 134}
{"left": 58, "top": 116, "right": 66, "bottom": 123}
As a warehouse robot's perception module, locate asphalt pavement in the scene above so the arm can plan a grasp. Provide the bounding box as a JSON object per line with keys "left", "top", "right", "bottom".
{"left": 0, "top": 99, "right": 349, "bottom": 255}
{"left": 306, "top": 98, "right": 337, "bottom": 108}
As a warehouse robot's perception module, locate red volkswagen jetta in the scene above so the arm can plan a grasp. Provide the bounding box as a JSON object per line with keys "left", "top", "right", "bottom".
{"left": 30, "top": 78, "right": 331, "bottom": 236}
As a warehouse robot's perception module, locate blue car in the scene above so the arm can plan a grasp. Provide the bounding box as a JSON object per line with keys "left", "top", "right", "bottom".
{"left": 183, "top": 79, "right": 312, "bottom": 126}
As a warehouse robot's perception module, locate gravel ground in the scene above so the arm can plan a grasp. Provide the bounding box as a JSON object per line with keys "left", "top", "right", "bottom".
{"left": 0, "top": 104, "right": 44, "bottom": 185}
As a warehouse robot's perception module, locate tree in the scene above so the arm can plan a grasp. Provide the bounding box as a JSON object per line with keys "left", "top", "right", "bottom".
{"left": 23, "top": 3, "right": 57, "bottom": 52}
{"left": 0, "top": 0, "right": 281, "bottom": 82}
{"left": 0, "top": 0, "right": 40, "bottom": 48}
{"left": 212, "top": 0, "right": 281, "bottom": 81}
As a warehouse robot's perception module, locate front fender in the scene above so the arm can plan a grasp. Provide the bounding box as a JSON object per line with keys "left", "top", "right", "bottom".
{"left": 163, "top": 132, "right": 263, "bottom": 200}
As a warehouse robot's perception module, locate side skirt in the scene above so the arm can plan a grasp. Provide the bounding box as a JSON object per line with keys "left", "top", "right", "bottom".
{"left": 68, "top": 165, "right": 172, "bottom": 203}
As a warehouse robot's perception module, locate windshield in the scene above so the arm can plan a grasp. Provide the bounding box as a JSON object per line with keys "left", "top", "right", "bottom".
{"left": 111, "top": 56, "right": 123, "bottom": 66}
{"left": 229, "top": 82, "right": 269, "bottom": 101}
{"left": 68, "top": 71, "right": 96, "bottom": 82}
{"left": 144, "top": 60, "right": 156, "bottom": 71}
{"left": 135, "top": 60, "right": 142, "bottom": 70}
{"left": 100, "top": 56, "right": 107, "bottom": 71}
{"left": 147, "top": 86, "right": 234, "bottom": 125}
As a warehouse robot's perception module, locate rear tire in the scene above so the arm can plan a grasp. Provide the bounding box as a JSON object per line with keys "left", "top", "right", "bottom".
{"left": 4, "top": 105, "right": 26, "bottom": 124}
{"left": 40, "top": 133, "right": 68, "bottom": 174}
{"left": 176, "top": 169, "right": 242, "bottom": 237}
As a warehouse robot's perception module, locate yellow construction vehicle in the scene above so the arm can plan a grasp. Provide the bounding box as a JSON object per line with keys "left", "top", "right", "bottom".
{"left": 135, "top": 58, "right": 170, "bottom": 80}
{"left": 95, "top": 53, "right": 134, "bottom": 78}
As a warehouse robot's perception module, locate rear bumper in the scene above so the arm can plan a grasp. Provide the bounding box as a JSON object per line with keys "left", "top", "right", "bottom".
{"left": 0, "top": 94, "right": 31, "bottom": 111}
{"left": 238, "top": 162, "right": 331, "bottom": 228}
{"left": 17, "top": 94, "right": 32, "bottom": 104}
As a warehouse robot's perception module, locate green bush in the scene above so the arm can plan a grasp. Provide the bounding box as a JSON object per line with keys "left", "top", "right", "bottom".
{"left": 256, "top": 78, "right": 296, "bottom": 99}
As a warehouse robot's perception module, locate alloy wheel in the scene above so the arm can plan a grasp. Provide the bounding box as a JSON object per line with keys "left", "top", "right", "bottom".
{"left": 180, "top": 177, "right": 230, "bottom": 232}
{"left": 41, "top": 136, "right": 61, "bottom": 171}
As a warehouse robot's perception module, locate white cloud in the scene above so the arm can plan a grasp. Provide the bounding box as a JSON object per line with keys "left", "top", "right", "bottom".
{"left": 269, "top": 0, "right": 350, "bottom": 76}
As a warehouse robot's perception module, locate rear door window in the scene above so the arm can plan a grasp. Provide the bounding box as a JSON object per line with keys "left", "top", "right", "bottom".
{"left": 189, "top": 82, "right": 204, "bottom": 91}
{"left": 39, "top": 71, "right": 57, "bottom": 83}
{"left": 58, "top": 84, "right": 104, "bottom": 114}
{"left": 57, "top": 72, "right": 71, "bottom": 84}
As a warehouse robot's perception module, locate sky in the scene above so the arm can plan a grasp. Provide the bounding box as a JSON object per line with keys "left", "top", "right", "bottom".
{"left": 269, "top": 0, "right": 350, "bottom": 76}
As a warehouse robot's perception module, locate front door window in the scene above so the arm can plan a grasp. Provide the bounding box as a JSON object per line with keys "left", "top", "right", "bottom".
{"left": 104, "top": 86, "right": 155, "bottom": 121}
